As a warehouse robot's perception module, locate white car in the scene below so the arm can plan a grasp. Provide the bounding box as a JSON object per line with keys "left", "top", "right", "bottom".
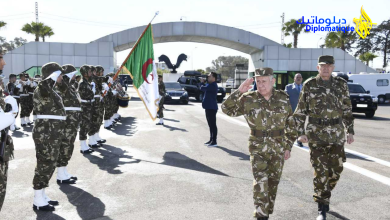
{"left": 225, "top": 79, "right": 234, "bottom": 87}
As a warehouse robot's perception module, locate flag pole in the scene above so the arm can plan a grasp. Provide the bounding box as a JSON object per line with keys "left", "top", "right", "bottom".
{"left": 103, "top": 11, "right": 159, "bottom": 96}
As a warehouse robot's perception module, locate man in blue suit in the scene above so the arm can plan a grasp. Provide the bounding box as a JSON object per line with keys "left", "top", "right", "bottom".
{"left": 200, "top": 72, "right": 218, "bottom": 147}
{"left": 285, "top": 73, "right": 303, "bottom": 147}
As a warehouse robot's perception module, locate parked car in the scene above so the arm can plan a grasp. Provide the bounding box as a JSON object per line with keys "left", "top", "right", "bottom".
{"left": 225, "top": 78, "right": 234, "bottom": 87}
{"left": 348, "top": 73, "right": 390, "bottom": 104}
{"left": 164, "top": 82, "right": 189, "bottom": 104}
{"left": 118, "top": 74, "right": 133, "bottom": 85}
{"left": 348, "top": 82, "right": 378, "bottom": 118}
{"left": 177, "top": 75, "right": 226, "bottom": 102}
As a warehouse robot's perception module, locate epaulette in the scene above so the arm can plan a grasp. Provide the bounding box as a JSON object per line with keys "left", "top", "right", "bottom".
{"left": 334, "top": 76, "right": 347, "bottom": 83}
{"left": 303, "top": 77, "right": 315, "bottom": 85}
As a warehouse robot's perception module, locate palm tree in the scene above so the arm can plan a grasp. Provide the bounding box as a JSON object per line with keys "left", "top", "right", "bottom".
{"left": 282, "top": 19, "right": 309, "bottom": 48}
{"left": 323, "top": 25, "right": 357, "bottom": 52}
{"left": 40, "top": 25, "right": 54, "bottom": 42}
{"left": 0, "top": 21, "right": 6, "bottom": 30}
{"left": 359, "top": 52, "right": 378, "bottom": 66}
{"left": 21, "top": 22, "right": 44, "bottom": 42}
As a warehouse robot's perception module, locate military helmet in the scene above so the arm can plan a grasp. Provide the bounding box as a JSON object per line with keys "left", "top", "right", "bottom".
{"left": 79, "top": 65, "right": 91, "bottom": 77}
{"left": 62, "top": 64, "right": 77, "bottom": 74}
{"left": 41, "top": 62, "right": 63, "bottom": 79}
{"left": 9, "top": 73, "right": 16, "bottom": 78}
{"left": 96, "top": 65, "right": 104, "bottom": 73}
{"left": 90, "top": 65, "right": 97, "bottom": 73}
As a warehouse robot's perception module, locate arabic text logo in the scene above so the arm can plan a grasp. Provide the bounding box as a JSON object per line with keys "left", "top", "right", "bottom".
{"left": 353, "top": 6, "right": 376, "bottom": 39}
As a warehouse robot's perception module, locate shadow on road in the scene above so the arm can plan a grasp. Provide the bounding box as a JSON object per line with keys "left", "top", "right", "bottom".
{"left": 34, "top": 210, "right": 66, "bottom": 220}
{"left": 328, "top": 211, "right": 351, "bottom": 220}
{"left": 163, "top": 118, "right": 180, "bottom": 123}
{"left": 22, "top": 125, "right": 33, "bottom": 132}
{"left": 162, "top": 124, "right": 188, "bottom": 132}
{"left": 345, "top": 152, "right": 372, "bottom": 162}
{"left": 214, "top": 146, "right": 250, "bottom": 161}
{"left": 83, "top": 144, "right": 141, "bottom": 174}
{"left": 109, "top": 116, "right": 137, "bottom": 136}
{"left": 160, "top": 151, "right": 228, "bottom": 176}
{"left": 11, "top": 130, "right": 30, "bottom": 138}
{"left": 58, "top": 184, "right": 114, "bottom": 220}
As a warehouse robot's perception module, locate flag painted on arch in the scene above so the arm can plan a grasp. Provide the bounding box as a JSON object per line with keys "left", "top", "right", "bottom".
{"left": 120, "top": 24, "right": 160, "bottom": 120}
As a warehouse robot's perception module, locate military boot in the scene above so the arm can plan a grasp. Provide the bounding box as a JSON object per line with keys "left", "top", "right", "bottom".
{"left": 33, "top": 189, "right": 55, "bottom": 211}
{"left": 316, "top": 203, "right": 328, "bottom": 220}
{"left": 42, "top": 188, "right": 59, "bottom": 206}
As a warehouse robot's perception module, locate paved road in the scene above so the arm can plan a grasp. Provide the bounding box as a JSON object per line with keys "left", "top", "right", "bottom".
{"left": 2, "top": 89, "right": 390, "bottom": 220}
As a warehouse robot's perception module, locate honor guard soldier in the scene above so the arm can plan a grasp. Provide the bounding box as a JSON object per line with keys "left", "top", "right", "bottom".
{"left": 32, "top": 62, "right": 67, "bottom": 211}
{"left": 78, "top": 65, "right": 95, "bottom": 154}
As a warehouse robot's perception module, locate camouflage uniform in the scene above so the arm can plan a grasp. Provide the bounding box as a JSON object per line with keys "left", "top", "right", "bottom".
{"left": 103, "top": 73, "right": 115, "bottom": 125}
{"left": 56, "top": 65, "right": 81, "bottom": 167}
{"left": 294, "top": 73, "right": 354, "bottom": 205}
{"left": 89, "top": 73, "right": 104, "bottom": 136}
{"left": 221, "top": 68, "right": 296, "bottom": 218}
{"left": 78, "top": 66, "right": 95, "bottom": 141}
{"left": 27, "top": 78, "right": 37, "bottom": 119}
{"left": 157, "top": 80, "right": 166, "bottom": 118}
{"left": 32, "top": 62, "right": 66, "bottom": 190}
{"left": 0, "top": 95, "right": 15, "bottom": 211}
{"left": 19, "top": 76, "right": 30, "bottom": 120}
{"left": 6, "top": 79, "right": 20, "bottom": 118}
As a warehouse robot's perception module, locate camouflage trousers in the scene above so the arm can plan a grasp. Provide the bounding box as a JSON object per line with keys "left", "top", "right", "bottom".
{"left": 79, "top": 103, "right": 93, "bottom": 140}
{"left": 57, "top": 111, "right": 80, "bottom": 167}
{"left": 309, "top": 143, "right": 345, "bottom": 205}
{"left": 157, "top": 97, "right": 164, "bottom": 118}
{"left": 103, "top": 96, "right": 114, "bottom": 121}
{"left": 20, "top": 96, "right": 30, "bottom": 118}
{"left": 28, "top": 94, "right": 34, "bottom": 116}
{"left": 32, "top": 120, "right": 65, "bottom": 189}
{"left": 0, "top": 161, "right": 9, "bottom": 211}
{"left": 89, "top": 98, "right": 104, "bottom": 135}
{"left": 250, "top": 151, "right": 285, "bottom": 218}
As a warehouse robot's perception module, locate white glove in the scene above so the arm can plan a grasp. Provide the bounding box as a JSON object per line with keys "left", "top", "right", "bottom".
{"left": 0, "top": 109, "right": 15, "bottom": 130}
{"left": 108, "top": 77, "right": 113, "bottom": 84}
{"left": 91, "top": 82, "right": 96, "bottom": 94}
{"left": 112, "top": 90, "right": 118, "bottom": 96}
{"left": 103, "top": 83, "right": 109, "bottom": 91}
{"left": 26, "top": 80, "right": 31, "bottom": 86}
{"left": 16, "top": 84, "right": 22, "bottom": 89}
{"left": 4, "top": 96, "right": 19, "bottom": 113}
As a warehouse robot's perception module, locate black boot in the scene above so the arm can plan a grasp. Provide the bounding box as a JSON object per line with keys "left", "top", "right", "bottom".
{"left": 33, "top": 204, "right": 55, "bottom": 211}
{"left": 204, "top": 140, "right": 212, "bottom": 145}
{"left": 317, "top": 203, "right": 328, "bottom": 220}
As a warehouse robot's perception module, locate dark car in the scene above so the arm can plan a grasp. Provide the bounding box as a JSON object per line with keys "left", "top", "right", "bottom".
{"left": 118, "top": 74, "right": 133, "bottom": 85}
{"left": 177, "top": 76, "right": 226, "bottom": 103}
{"left": 348, "top": 83, "right": 378, "bottom": 118}
{"left": 164, "top": 82, "right": 189, "bottom": 104}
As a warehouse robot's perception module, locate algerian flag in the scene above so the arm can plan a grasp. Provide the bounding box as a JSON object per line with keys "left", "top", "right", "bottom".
{"left": 118, "top": 24, "right": 159, "bottom": 120}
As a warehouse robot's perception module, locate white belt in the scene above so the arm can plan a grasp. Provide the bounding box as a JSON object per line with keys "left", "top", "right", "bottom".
{"left": 28, "top": 92, "right": 34, "bottom": 95}
{"left": 80, "top": 99, "right": 95, "bottom": 103}
{"left": 94, "top": 95, "right": 102, "bottom": 98}
{"left": 36, "top": 115, "right": 66, "bottom": 120}
{"left": 64, "top": 107, "right": 82, "bottom": 111}
{"left": 20, "top": 94, "right": 29, "bottom": 97}
{"left": 12, "top": 96, "right": 20, "bottom": 98}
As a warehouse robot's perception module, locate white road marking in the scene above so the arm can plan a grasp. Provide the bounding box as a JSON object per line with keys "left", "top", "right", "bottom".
{"left": 295, "top": 145, "right": 390, "bottom": 186}
{"left": 205, "top": 104, "right": 390, "bottom": 186}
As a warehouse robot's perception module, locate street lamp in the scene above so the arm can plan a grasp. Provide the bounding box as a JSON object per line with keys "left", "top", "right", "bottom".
{"left": 192, "top": 47, "right": 197, "bottom": 70}
{"left": 317, "top": 37, "right": 323, "bottom": 48}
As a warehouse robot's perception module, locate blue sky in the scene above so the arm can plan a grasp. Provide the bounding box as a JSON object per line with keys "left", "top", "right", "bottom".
{"left": 0, "top": 0, "right": 389, "bottom": 72}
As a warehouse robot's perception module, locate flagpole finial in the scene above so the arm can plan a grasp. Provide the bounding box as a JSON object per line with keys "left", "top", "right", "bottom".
{"left": 150, "top": 11, "right": 159, "bottom": 24}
